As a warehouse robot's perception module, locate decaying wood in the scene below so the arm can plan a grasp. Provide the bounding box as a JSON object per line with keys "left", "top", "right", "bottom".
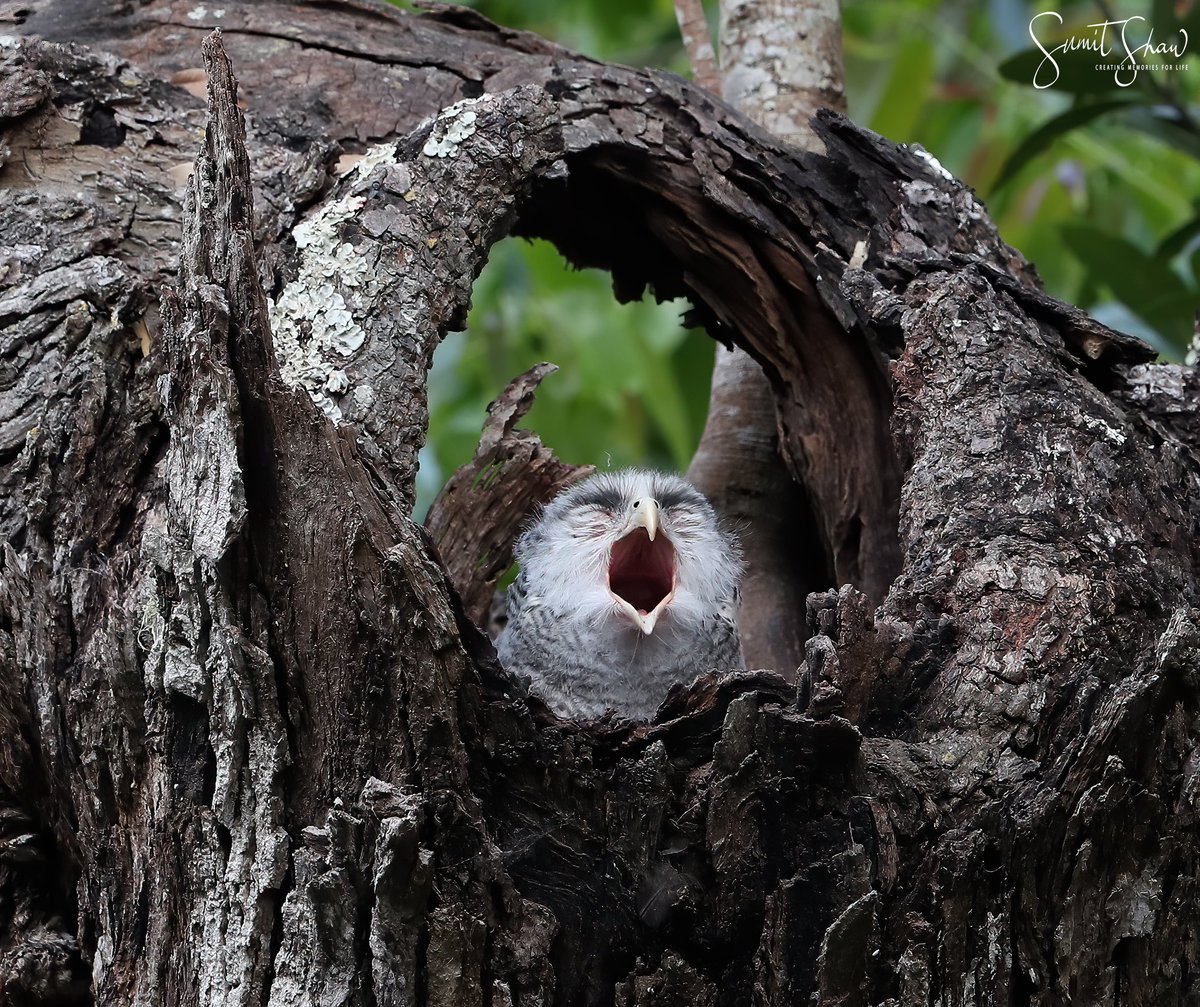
{"left": 425, "top": 363, "right": 592, "bottom": 628}
{"left": 1, "top": 3, "right": 1197, "bottom": 1006}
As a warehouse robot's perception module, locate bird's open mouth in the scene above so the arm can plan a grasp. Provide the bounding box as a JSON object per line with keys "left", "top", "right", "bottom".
{"left": 608, "top": 528, "right": 676, "bottom": 634}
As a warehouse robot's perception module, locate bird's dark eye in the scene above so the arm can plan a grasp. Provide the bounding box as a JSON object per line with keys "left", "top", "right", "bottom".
{"left": 633, "top": 500, "right": 641, "bottom": 508}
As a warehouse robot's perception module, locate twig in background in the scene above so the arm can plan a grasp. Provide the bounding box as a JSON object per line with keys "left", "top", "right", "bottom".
{"left": 672, "top": 0, "right": 720, "bottom": 93}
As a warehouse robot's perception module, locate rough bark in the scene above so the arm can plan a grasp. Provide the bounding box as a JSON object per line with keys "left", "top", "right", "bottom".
{"left": 718, "top": 0, "right": 847, "bottom": 146}
{"left": 1, "top": 5, "right": 1197, "bottom": 1007}
{"left": 425, "top": 363, "right": 592, "bottom": 629}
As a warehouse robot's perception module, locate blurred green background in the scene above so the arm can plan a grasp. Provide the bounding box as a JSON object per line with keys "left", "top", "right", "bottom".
{"left": 413, "top": 0, "right": 1200, "bottom": 513}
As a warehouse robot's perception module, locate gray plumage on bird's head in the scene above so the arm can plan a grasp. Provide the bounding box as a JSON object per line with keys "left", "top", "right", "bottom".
{"left": 496, "top": 469, "right": 744, "bottom": 721}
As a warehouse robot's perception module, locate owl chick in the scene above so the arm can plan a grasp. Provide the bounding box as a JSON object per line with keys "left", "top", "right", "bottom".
{"left": 496, "top": 469, "right": 743, "bottom": 720}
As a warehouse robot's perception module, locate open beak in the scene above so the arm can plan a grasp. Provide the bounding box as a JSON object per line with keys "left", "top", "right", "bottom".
{"left": 608, "top": 501, "right": 675, "bottom": 635}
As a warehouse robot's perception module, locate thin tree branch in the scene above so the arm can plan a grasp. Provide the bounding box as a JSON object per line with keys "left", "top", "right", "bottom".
{"left": 673, "top": 0, "right": 721, "bottom": 93}
{"left": 686, "top": 0, "right": 854, "bottom": 675}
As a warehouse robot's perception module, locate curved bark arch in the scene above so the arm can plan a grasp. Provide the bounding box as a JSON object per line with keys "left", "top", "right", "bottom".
{"left": 506, "top": 100, "right": 903, "bottom": 602}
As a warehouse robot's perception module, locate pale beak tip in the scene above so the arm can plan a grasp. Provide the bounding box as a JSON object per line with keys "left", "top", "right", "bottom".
{"left": 636, "top": 500, "right": 660, "bottom": 541}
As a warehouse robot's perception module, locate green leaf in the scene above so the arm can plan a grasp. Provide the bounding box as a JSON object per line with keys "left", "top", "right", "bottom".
{"left": 999, "top": 44, "right": 1130, "bottom": 95}
{"left": 1121, "top": 106, "right": 1200, "bottom": 161}
{"left": 869, "top": 35, "right": 936, "bottom": 140}
{"left": 633, "top": 340, "right": 694, "bottom": 468}
{"left": 1061, "top": 224, "right": 1198, "bottom": 350}
{"left": 991, "top": 99, "right": 1138, "bottom": 192}
{"left": 1157, "top": 210, "right": 1200, "bottom": 258}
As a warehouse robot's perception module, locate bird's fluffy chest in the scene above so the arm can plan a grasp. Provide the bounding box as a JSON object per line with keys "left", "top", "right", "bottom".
{"left": 498, "top": 586, "right": 740, "bottom": 721}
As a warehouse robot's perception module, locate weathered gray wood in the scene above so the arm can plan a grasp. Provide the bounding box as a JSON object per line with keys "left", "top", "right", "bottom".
{"left": 425, "top": 363, "right": 592, "bottom": 629}
{"left": 0, "top": 4, "right": 1197, "bottom": 1007}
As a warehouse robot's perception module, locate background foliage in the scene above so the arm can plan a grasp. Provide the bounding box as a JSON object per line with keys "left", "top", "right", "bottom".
{"left": 413, "top": 0, "right": 1200, "bottom": 513}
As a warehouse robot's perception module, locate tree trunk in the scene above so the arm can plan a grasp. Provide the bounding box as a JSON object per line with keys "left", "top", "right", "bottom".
{"left": 1, "top": 4, "right": 1197, "bottom": 1007}
{"left": 686, "top": 0, "right": 858, "bottom": 677}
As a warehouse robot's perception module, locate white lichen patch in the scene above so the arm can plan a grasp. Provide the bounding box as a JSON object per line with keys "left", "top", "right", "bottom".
{"left": 1081, "top": 413, "right": 1127, "bottom": 446}
{"left": 910, "top": 144, "right": 954, "bottom": 181}
{"left": 352, "top": 383, "right": 376, "bottom": 411}
{"left": 269, "top": 193, "right": 374, "bottom": 420}
{"left": 266, "top": 139, "right": 413, "bottom": 420}
{"left": 350, "top": 142, "right": 404, "bottom": 180}
{"left": 421, "top": 98, "right": 483, "bottom": 159}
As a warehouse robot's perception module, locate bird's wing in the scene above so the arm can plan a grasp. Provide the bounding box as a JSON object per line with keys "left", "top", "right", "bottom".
{"left": 497, "top": 571, "right": 549, "bottom": 664}
{"left": 710, "top": 591, "right": 745, "bottom": 669}
{"left": 496, "top": 572, "right": 539, "bottom": 685}
{"left": 505, "top": 572, "right": 528, "bottom": 621}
